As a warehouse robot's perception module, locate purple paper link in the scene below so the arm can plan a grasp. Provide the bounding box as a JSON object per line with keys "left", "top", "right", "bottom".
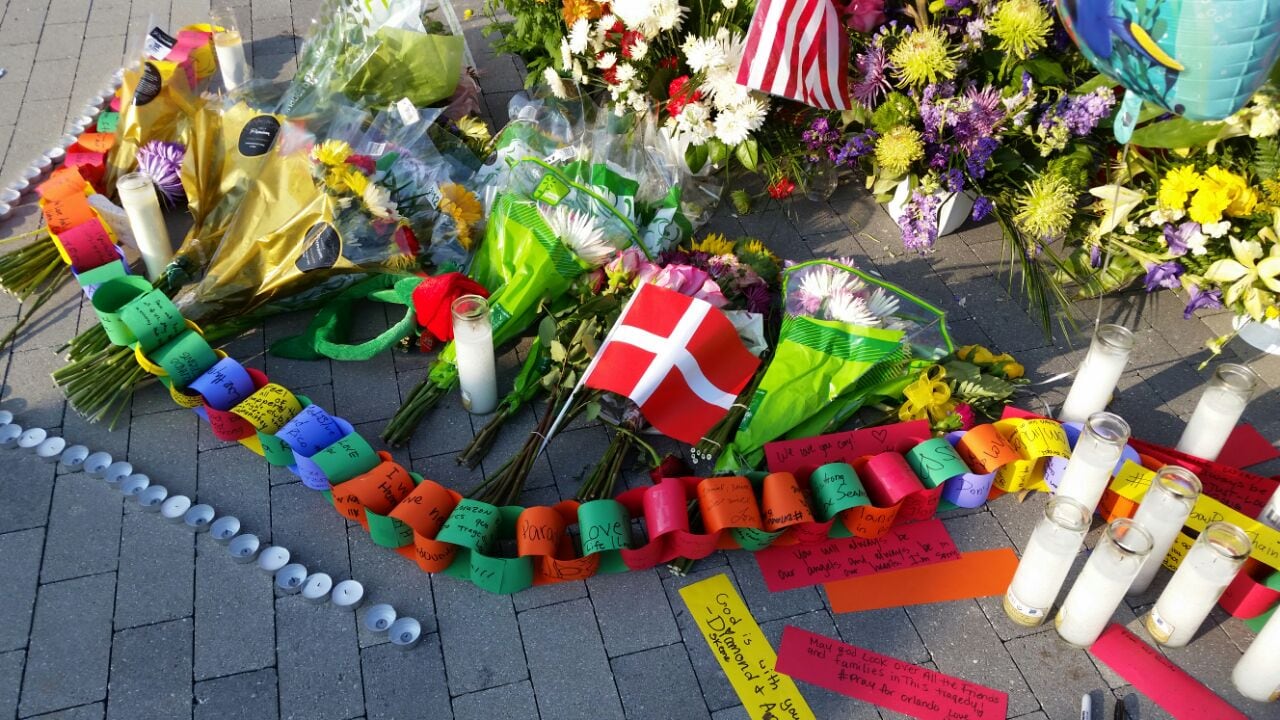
{"left": 193, "top": 406, "right": 209, "bottom": 422}
{"left": 276, "top": 405, "right": 351, "bottom": 457}
{"left": 1041, "top": 422, "right": 1140, "bottom": 491}
{"left": 71, "top": 246, "right": 130, "bottom": 299}
{"left": 941, "top": 430, "right": 998, "bottom": 508}
{"left": 188, "top": 357, "right": 255, "bottom": 411}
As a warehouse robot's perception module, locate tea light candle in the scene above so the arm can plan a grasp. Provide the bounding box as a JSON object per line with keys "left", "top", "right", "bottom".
{"left": 0, "top": 410, "right": 13, "bottom": 427}
{"left": 1233, "top": 608, "right": 1280, "bottom": 702}
{"left": 35, "top": 155, "right": 52, "bottom": 171}
{"left": 1175, "top": 363, "right": 1260, "bottom": 461}
{"left": 213, "top": 29, "right": 251, "bottom": 90}
{"left": 21, "top": 166, "right": 43, "bottom": 184}
{"left": 1128, "top": 466, "right": 1202, "bottom": 595}
{"left": 9, "top": 178, "right": 29, "bottom": 194}
{"left": 274, "top": 564, "right": 308, "bottom": 594}
{"left": 331, "top": 580, "right": 365, "bottom": 610}
{"left": 44, "top": 147, "right": 66, "bottom": 163}
{"left": 120, "top": 473, "right": 151, "bottom": 498}
{"left": 83, "top": 452, "right": 113, "bottom": 477}
{"left": 184, "top": 504, "right": 216, "bottom": 531}
{"left": 1004, "top": 496, "right": 1093, "bottom": 626}
{"left": 160, "top": 495, "right": 192, "bottom": 522}
{"left": 1055, "top": 518, "right": 1154, "bottom": 647}
{"left": 301, "top": 573, "right": 333, "bottom": 603}
{"left": 363, "top": 604, "right": 397, "bottom": 633}
{"left": 388, "top": 618, "right": 422, "bottom": 650}
{"left": 116, "top": 172, "right": 173, "bottom": 280}
{"left": 1146, "top": 522, "right": 1251, "bottom": 647}
{"left": 18, "top": 427, "right": 47, "bottom": 449}
{"left": 137, "top": 484, "right": 168, "bottom": 510}
{"left": 0, "top": 188, "right": 21, "bottom": 204}
{"left": 0, "top": 424, "right": 23, "bottom": 448}
{"left": 257, "top": 546, "right": 291, "bottom": 574}
{"left": 211, "top": 516, "right": 241, "bottom": 544}
{"left": 36, "top": 436, "right": 66, "bottom": 463}
{"left": 104, "top": 461, "right": 133, "bottom": 485}
{"left": 0, "top": 202, "right": 10, "bottom": 218}
{"left": 1059, "top": 324, "right": 1135, "bottom": 424}
{"left": 229, "top": 534, "right": 261, "bottom": 563}
{"left": 451, "top": 295, "right": 498, "bottom": 414}
{"left": 1054, "top": 412, "right": 1131, "bottom": 514}
{"left": 59, "top": 445, "right": 90, "bottom": 472}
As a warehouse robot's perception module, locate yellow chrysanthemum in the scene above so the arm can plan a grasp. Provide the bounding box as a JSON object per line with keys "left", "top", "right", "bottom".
{"left": 439, "top": 183, "right": 483, "bottom": 250}
{"left": 690, "top": 233, "right": 736, "bottom": 256}
{"left": 1014, "top": 175, "right": 1076, "bottom": 241}
{"left": 1203, "top": 166, "right": 1259, "bottom": 217}
{"left": 1263, "top": 178, "right": 1280, "bottom": 205}
{"left": 1158, "top": 165, "right": 1201, "bottom": 209}
{"left": 312, "top": 139, "right": 352, "bottom": 167}
{"left": 889, "top": 27, "right": 957, "bottom": 87}
{"left": 325, "top": 167, "right": 351, "bottom": 193}
{"left": 457, "top": 116, "right": 491, "bottom": 144}
{"left": 988, "top": 0, "right": 1052, "bottom": 61}
{"left": 344, "top": 168, "right": 370, "bottom": 197}
{"left": 874, "top": 126, "right": 925, "bottom": 178}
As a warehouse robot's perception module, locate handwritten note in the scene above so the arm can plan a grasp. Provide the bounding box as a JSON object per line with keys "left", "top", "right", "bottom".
{"left": 765, "top": 421, "right": 931, "bottom": 476}
{"left": 754, "top": 519, "right": 959, "bottom": 591}
{"left": 1089, "top": 624, "right": 1247, "bottom": 720}
{"left": 1128, "top": 437, "right": 1279, "bottom": 516}
{"left": 680, "top": 574, "right": 816, "bottom": 720}
{"left": 776, "top": 626, "right": 1008, "bottom": 720}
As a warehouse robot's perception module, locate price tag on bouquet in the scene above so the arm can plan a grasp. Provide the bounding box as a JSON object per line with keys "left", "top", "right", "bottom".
{"left": 394, "top": 97, "right": 420, "bottom": 126}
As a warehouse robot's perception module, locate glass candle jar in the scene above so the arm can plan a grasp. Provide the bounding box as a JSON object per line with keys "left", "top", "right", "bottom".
{"left": 1128, "top": 466, "right": 1202, "bottom": 595}
{"left": 1261, "top": 486, "right": 1280, "bottom": 531}
{"left": 451, "top": 295, "right": 498, "bottom": 415}
{"left": 1004, "top": 497, "right": 1093, "bottom": 627}
{"left": 1233, "top": 608, "right": 1280, "bottom": 703}
{"left": 1055, "top": 518, "right": 1154, "bottom": 647}
{"left": 1059, "top": 324, "right": 1135, "bottom": 424}
{"left": 1175, "top": 363, "right": 1261, "bottom": 461}
{"left": 1146, "top": 522, "right": 1251, "bottom": 647}
{"left": 116, "top": 172, "right": 173, "bottom": 280}
{"left": 1053, "top": 412, "right": 1131, "bottom": 514}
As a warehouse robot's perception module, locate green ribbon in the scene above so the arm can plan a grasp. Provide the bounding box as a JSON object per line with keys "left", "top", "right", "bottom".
{"left": 578, "top": 499, "right": 632, "bottom": 574}
{"left": 270, "top": 274, "right": 421, "bottom": 361}
{"left": 312, "top": 431, "right": 380, "bottom": 484}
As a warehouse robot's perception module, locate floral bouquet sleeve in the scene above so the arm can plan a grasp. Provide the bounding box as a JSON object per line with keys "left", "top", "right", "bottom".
{"left": 715, "top": 259, "right": 951, "bottom": 471}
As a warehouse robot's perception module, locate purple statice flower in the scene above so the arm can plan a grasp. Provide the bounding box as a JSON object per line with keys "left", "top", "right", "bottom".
{"left": 1183, "top": 285, "right": 1223, "bottom": 319}
{"left": 136, "top": 140, "right": 187, "bottom": 207}
{"left": 1143, "top": 260, "right": 1184, "bottom": 292}
{"left": 918, "top": 83, "right": 953, "bottom": 143}
{"left": 952, "top": 84, "right": 1003, "bottom": 152}
{"left": 971, "top": 195, "right": 994, "bottom": 221}
{"left": 945, "top": 0, "right": 971, "bottom": 9}
{"left": 928, "top": 146, "right": 950, "bottom": 170}
{"left": 834, "top": 130, "right": 877, "bottom": 167}
{"left": 743, "top": 281, "right": 772, "bottom": 313}
{"left": 965, "top": 136, "right": 999, "bottom": 178}
{"left": 802, "top": 116, "right": 840, "bottom": 152}
{"left": 1038, "top": 90, "right": 1117, "bottom": 143}
{"left": 1089, "top": 244, "right": 1102, "bottom": 268}
{"left": 942, "top": 169, "right": 964, "bottom": 192}
{"left": 1162, "top": 221, "right": 1199, "bottom": 257}
{"left": 851, "top": 45, "right": 891, "bottom": 108}
{"left": 898, "top": 190, "right": 942, "bottom": 252}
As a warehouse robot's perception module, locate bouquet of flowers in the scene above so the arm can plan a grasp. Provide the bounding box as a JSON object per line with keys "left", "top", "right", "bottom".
{"left": 863, "top": 343, "right": 1025, "bottom": 433}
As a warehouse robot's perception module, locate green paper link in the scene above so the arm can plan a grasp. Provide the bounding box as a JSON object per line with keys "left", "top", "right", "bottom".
{"left": 468, "top": 506, "right": 534, "bottom": 594}
{"left": 119, "top": 288, "right": 187, "bottom": 352}
{"left": 96, "top": 111, "right": 119, "bottom": 133}
{"left": 905, "top": 438, "right": 971, "bottom": 489}
{"left": 311, "top": 430, "right": 380, "bottom": 485}
{"left": 91, "top": 276, "right": 152, "bottom": 346}
{"left": 809, "top": 463, "right": 870, "bottom": 522}
{"left": 436, "top": 499, "right": 501, "bottom": 552}
{"left": 578, "top": 499, "right": 631, "bottom": 556}
{"left": 366, "top": 509, "right": 413, "bottom": 548}
{"left": 732, "top": 526, "right": 784, "bottom": 551}
{"left": 152, "top": 330, "right": 219, "bottom": 388}
{"left": 75, "top": 260, "right": 127, "bottom": 291}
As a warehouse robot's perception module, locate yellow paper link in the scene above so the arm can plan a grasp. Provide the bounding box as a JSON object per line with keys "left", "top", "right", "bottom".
{"left": 232, "top": 383, "right": 302, "bottom": 435}
{"left": 679, "top": 574, "right": 816, "bottom": 720}
{"left": 168, "top": 349, "right": 228, "bottom": 408}
{"left": 1110, "top": 461, "right": 1280, "bottom": 571}
{"left": 992, "top": 418, "right": 1070, "bottom": 492}
{"left": 238, "top": 433, "right": 265, "bottom": 456}
{"left": 132, "top": 319, "right": 207, "bottom": 377}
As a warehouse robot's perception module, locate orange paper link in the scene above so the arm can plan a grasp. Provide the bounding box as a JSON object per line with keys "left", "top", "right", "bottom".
{"left": 760, "top": 472, "right": 815, "bottom": 532}
{"left": 43, "top": 194, "right": 97, "bottom": 235}
{"left": 824, "top": 548, "right": 1020, "bottom": 613}
{"left": 516, "top": 505, "right": 566, "bottom": 558}
{"left": 72, "top": 133, "right": 116, "bottom": 154}
{"left": 36, "top": 167, "right": 90, "bottom": 202}
{"left": 389, "top": 479, "right": 462, "bottom": 573}
{"left": 955, "top": 424, "right": 1022, "bottom": 474}
{"left": 697, "top": 475, "right": 763, "bottom": 536}
{"left": 331, "top": 452, "right": 415, "bottom": 529}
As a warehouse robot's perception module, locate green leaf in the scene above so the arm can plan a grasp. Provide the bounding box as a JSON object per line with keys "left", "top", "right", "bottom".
{"left": 538, "top": 316, "right": 557, "bottom": 347}
{"left": 707, "top": 138, "right": 729, "bottom": 166}
{"left": 550, "top": 341, "right": 567, "bottom": 363}
{"left": 1129, "top": 117, "right": 1225, "bottom": 149}
{"left": 685, "top": 142, "right": 708, "bottom": 174}
{"left": 1073, "top": 73, "right": 1116, "bottom": 94}
{"left": 1020, "top": 57, "right": 1069, "bottom": 86}
{"left": 734, "top": 138, "right": 759, "bottom": 171}
{"left": 585, "top": 401, "right": 601, "bottom": 421}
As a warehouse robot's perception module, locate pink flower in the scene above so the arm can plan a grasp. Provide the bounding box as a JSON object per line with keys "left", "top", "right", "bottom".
{"left": 843, "top": 0, "right": 885, "bottom": 33}
{"left": 954, "top": 403, "right": 976, "bottom": 430}
{"left": 637, "top": 264, "right": 729, "bottom": 307}
{"left": 605, "top": 247, "right": 653, "bottom": 289}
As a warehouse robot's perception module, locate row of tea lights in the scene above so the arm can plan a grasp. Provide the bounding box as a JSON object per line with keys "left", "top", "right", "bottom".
{"left": 0, "top": 410, "right": 427, "bottom": 651}
{"left": 1004, "top": 324, "right": 1279, "bottom": 703}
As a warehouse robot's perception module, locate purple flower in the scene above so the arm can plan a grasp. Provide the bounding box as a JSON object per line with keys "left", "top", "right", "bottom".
{"left": 1143, "top": 261, "right": 1184, "bottom": 292}
{"left": 898, "top": 190, "right": 942, "bottom": 252}
{"left": 966, "top": 136, "right": 998, "bottom": 178}
{"left": 136, "top": 141, "right": 187, "bottom": 207}
{"left": 1162, "top": 221, "right": 1199, "bottom": 257}
{"left": 851, "top": 45, "right": 891, "bottom": 108}
{"left": 802, "top": 116, "right": 840, "bottom": 152}
{"left": 971, "top": 196, "right": 993, "bottom": 221}
{"left": 1183, "top": 285, "right": 1223, "bottom": 319}
{"left": 1089, "top": 245, "right": 1102, "bottom": 268}
{"left": 942, "top": 169, "right": 964, "bottom": 193}
{"left": 743, "top": 282, "right": 772, "bottom": 313}
{"left": 834, "top": 130, "right": 877, "bottom": 167}
{"left": 951, "top": 84, "right": 1003, "bottom": 152}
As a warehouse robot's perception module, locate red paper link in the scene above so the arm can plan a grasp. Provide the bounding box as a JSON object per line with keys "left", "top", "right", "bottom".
{"left": 765, "top": 420, "right": 932, "bottom": 477}
{"left": 753, "top": 518, "right": 959, "bottom": 591}
{"left": 58, "top": 218, "right": 117, "bottom": 272}
{"left": 1089, "top": 625, "right": 1247, "bottom": 720}
{"left": 775, "top": 626, "right": 1008, "bottom": 720}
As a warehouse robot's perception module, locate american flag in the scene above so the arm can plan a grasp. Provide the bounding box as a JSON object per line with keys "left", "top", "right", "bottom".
{"left": 735, "top": 0, "right": 852, "bottom": 110}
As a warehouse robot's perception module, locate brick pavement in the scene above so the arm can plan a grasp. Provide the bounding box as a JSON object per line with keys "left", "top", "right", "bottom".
{"left": 2, "top": 0, "right": 1280, "bottom": 718}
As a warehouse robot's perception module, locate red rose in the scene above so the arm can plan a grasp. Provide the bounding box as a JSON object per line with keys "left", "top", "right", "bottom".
{"left": 345, "top": 154, "right": 376, "bottom": 173}
{"left": 658, "top": 56, "right": 679, "bottom": 70}
{"left": 768, "top": 177, "right": 796, "bottom": 199}
{"left": 666, "top": 75, "right": 702, "bottom": 116}
{"left": 603, "top": 66, "right": 619, "bottom": 85}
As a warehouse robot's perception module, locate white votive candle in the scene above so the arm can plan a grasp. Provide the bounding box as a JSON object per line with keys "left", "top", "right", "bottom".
{"left": 452, "top": 294, "right": 498, "bottom": 415}
{"left": 1175, "top": 363, "right": 1260, "bottom": 461}
{"left": 1233, "top": 607, "right": 1280, "bottom": 702}
{"left": 214, "top": 29, "right": 251, "bottom": 91}
{"left": 1055, "top": 518, "right": 1153, "bottom": 647}
{"left": 1054, "top": 412, "right": 1130, "bottom": 515}
{"left": 1004, "top": 497, "right": 1093, "bottom": 626}
{"left": 1147, "top": 522, "right": 1251, "bottom": 647}
{"left": 1128, "top": 466, "right": 1202, "bottom": 595}
{"left": 117, "top": 172, "right": 173, "bottom": 280}
{"left": 1059, "top": 324, "right": 1134, "bottom": 424}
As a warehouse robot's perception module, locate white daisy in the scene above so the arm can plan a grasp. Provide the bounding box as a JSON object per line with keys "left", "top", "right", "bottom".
{"left": 598, "top": 52, "right": 618, "bottom": 70}
{"left": 543, "top": 67, "right": 569, "bottom": 99}
{"left": 866, "top": 287, "right": 900, "bottom": 321}
{"left": 615, "top": 63, "right": 637, "bottom": 84}
{"left": 629, "top": 38, "right": 649, "bottom": 60}
{"left": 569, "top": 18, "right": 591, "bottom": 54}
{"left": 560, "top": 38, "right": 572, "bottom": 70}
{"left": 682, "top": 35, "right": 725, "bottom": 73}
{"left": 712, "top": 108, "right": 751, "bottom": 146}
{"left": 544, "top": 205, "right": 613, "bottom": 266}
{"left": 797, "top": 264, "right": 860, "bottom": 301}
{"left": 702, "top": 67, "right": 750, "bottom": 109}
{"left": 571, "top": 60, "right": 586, "bottom": 85}
{"left": 652, "top": 0, "right": 685, "bottom": 30}
{"left": 825, "top": 288, "right": 880, "bottom": 326}
{"left": 722, "top": 0, "right": 738, "bottom": 9}
{"left": 362, "top": 183, "right": 398, "bottom": 220}
{"left": 735, "top": 95, "right": 769, "bottom": 132}
{"left": 610, "top": 0, "right": 656, "bottom": 31}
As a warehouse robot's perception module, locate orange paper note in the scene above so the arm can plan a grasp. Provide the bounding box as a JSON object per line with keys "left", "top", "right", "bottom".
{"left": 824, "top": 548, "right": 1019, "bottom": 613}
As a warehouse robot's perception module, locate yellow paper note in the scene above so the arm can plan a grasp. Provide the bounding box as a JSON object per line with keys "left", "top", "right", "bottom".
{"left": 232, "top": 383, "right": 302, "bottom": 434}
{"left": 992, "top": 418, "right": 1069, "bottom": 492}
{"left": 1162, "top": 533, "right": 1196, "bottom": 572}
{"left": 679, "top": 574, "right": 816, "bottom": 720}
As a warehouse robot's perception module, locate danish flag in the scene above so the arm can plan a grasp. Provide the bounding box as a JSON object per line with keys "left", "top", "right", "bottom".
{"left": 584, "top": 283, "right": 760, "bottom": 444}
{"left": 736, "top": 0, "right": 852, "bottom": 110}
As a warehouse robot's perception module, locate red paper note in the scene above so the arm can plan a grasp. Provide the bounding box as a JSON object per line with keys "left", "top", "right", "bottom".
{"left": 1220, "top": 423, "right": 1280, "bottom": 469}
{"left": 1089, "top": 624, "right": 1247, "bottom": 720}
{"left": 766, "top": 421, "right": 932, "bottom": 476}
{"left": 754, "top": 518, "right": 959, "bottom": 591}
{"left": 775, "top": 626, "right": 1008, "bottom": 720}
{"left": 1129, "top": 437, "right": 1279, "bottom": 517}
{"left": 825, "top": 548, "right": 1019, "bottom": 613}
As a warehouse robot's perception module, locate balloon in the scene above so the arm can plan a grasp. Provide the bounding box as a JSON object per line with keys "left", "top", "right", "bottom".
{"left": 1057, "top": 0, "right": 1280, "bottom": 122}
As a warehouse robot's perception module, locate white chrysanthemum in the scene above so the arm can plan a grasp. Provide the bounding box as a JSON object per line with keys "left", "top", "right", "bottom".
{"left": 611, "top": 0, "right": 655, "bottom": 30}
{"left": 866, "top": 287, "right": 900, "bottom": 321}
{"left": 594, "top": 14, "right": 616, "bottom": 48}
{"left": 630, "top": 94, "right": 648, "bottom": 113}
{"left": 825, "top": 288, "right": 880, "bottom": 326}
{"left": 615, "top": 63, "right": 637, "bottom": 84}
{"left": 543, "top": 67, "right": 569, "bottom": 99}
{"left": 652, "top": 0, "right": 685, "bottom": 30}
{"left": 544, "top": 205, "right": 613, "bottom": 266}
{"left": 674, "top": 101, "right": 714, "bottom": 145}
{"left": 630, "top": 38, "right": 649, "bottom": 59}
{"left": 797, "top": 264, "right": 859, "bottom": 301}
{"left": 712, "top": 108, "right": 751, "bottom": 146}
{"left": 362, "top": 183, "right": 398, "bottom": 219}
{"left": 722, "top": 0, "right": 738, "bottom": 9}
{"left": 598, "top": 52, "right": 618, "bottom": 70}
{"left": 572, "top": 60, "right": 586, "bottom": 85}
{"left": 682, "top": 35, "right": 725, "bottom": 73}
{"left": 735, "top": 95, "right": 769, "bottom": 132}
{"left": 560, "top": 38, "right": 572, "bottom": 70}
{"left": 703, "top": 67, "right": 750, "bottom": 109}
{"left": 569, "top": 19, "right": 591, "bottom": 54}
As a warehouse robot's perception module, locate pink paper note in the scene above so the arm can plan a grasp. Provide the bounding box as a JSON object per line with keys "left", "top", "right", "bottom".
{"left": 766, "top": 421, "right": 932, "bottom": 476}
{"left": 776, "top": 626, "right": 1008, "bottom": 720}
{"left": 1089, "top": 624, "right": 1247, "bottom": 720}
{"left": 753, "top": 518, "right": 959, "bottom": 591}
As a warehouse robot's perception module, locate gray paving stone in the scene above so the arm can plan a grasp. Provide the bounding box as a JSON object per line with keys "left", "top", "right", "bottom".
{"left": 275, "top": 594, "right": 364, "bottom": 720}
{"left": 727, "top": 549, "right": 826, "bottom": 624}
{"left": 0, "top": 527, "right": 43, "bottom": 651}
{"left": 263, "top": 313, "right": 332, "bottom": 389}
{"left": 830, "top": 606, "right": 930, "bottom": 665}
{"left": 196, "top": 445, "right": 272, "bottom": 542}
{"left": 587, "top": 568, "right": 681, "bottom": 658}
{"left": 114, "top": 507, "right": 195, "bottom": 630}
{"left": 85, "top": 2, "right": 130, "bottom": 38}
{"left": 664, "top": 567, "right": 743, "bottom": 713}
{"left": 1157, "top": 623, "right": 1272, "bottom": 716}
{"left": 1, "top": 649, "right": 24, "bottom": 720}
{"left": 347, "top": 525, "right": 436, "bottom": 647}
{"left": 709, "top": 706, "right": 749, "bottom": 720}
{"left": 611, "top": 643, "right": 710, "bottom": 720}
{"left": 28, "top": 703, "right": 105, "bottom": 720}
{"left": 269, "top": 481, "right": 350, "bottom": 578}
{"left": 106, "top": 618, "right": 193, "bottom": 720}
{"left": 520, "top": 597, "right": 624, "bottom": 720}
{"left": 193, "top": 669, "right": 279, "bottom": 720}
{"left": 435, "top": 575, "right": 527, "bottom": 694}
{"left": 761, "top": 610, "right": 882, "bottom": 720}
{"left": 1005, "top": 630, "right": 1112, "bottom": 720}
{"left": 40, "top": 473, "right": 122, "bottom": 583}
{"left": 61, "top": 404, "right": 131, "bottom": 461}
{"left": 546, "top": 425, "right": 612, "bottom": 501}
{"left": 20, "top": 573, "right": 115, "bottom": 717}
{"left": 401, "top": 371, "right": 476, "bottom": 460}
{"left": 361, "top": 635, "right": 452, "bottom": 720}
{"left": 127, "top": 408, "right": 198, "bottom": 498}
{"left": 331, "top": 353, "right": 400, "bottom": 426}
{"left": 452, "top": 681, "right": 539, "bottom": 720}
{"left": 193, "top": 533, "right": 275, "bottom": 680}
{"left": 34, "top": 24, "right": 85, "bottom": 61}
{"left": 511, "top": 577, "right": 588, "bottom": 612}
{"left": 3, "top": 348, "right": 68, "bottom": 431}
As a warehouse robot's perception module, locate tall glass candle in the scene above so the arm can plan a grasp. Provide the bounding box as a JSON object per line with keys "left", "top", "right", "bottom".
{"left": 1055, "top": 518, "right": 1153, "bottom": 647}
{"left": 1233, "top": 607, "right": 1280, "bottom": 702}
{"left": 1128, "top": 466, "right": 1202, "bottom": 595}
{"left": 1146, "top": 522, "right": 1251, "bottom": 647}
{"left": 213, "top": 29, "right": 250, "bottom": 90}
{"left": 1053, "top": 412, "right": 1130, "bottom": 514}
{"left": 1059, "top": 324, "right": 1134, "bottom": 424}
{"left": 1004, "top": 497, "right": 1093, "bottom": 627}
{"left": 1261, "top": 486, "right": 1280, "bottom": 531}
{"left": 116, "top": 172, "right": 173, "bottom": 280}
{"left": 1175, "top": 363, "right": 1261, "bottom": 461}
{"left": 451, "top": 295, "right": 498, "bottom": 415}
